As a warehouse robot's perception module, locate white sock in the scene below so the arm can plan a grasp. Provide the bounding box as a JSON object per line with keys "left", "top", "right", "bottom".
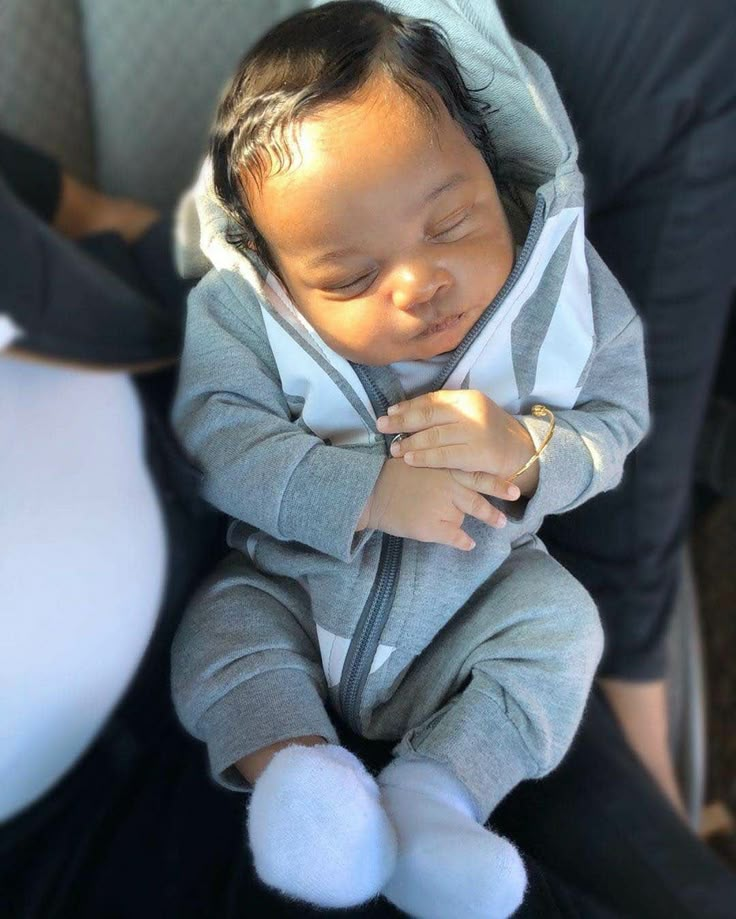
{"left": 378, "top": 757, "right": 527, "bottom": 919}
{"left": 246, "top": 743, "right": 398, "bottom": 908}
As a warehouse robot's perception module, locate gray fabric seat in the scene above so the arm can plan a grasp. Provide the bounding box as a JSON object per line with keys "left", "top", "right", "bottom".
{"left": 0, "top": 0, "right": 304, "bottom": 206}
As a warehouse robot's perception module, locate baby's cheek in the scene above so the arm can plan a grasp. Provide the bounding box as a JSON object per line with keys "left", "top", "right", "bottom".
{"left": 314, "top": 316, "right": 378, "bottom": 363}
{"left": 339, "top": 312, "right": 393, "bottom": 361}
{"left": 468, "top": 243, "right": 512, "bottom": 307}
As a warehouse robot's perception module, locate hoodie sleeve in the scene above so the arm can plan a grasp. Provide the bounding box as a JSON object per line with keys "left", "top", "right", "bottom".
{"left": 503, "top": 241, "right": 650, "bottom": 524}
{"left": 172, "top": 271, "right": 385, "bottom": 562}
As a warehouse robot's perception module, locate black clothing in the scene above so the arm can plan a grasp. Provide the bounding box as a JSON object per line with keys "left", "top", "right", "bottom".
{"left": 0, "top": 131, "right": 181, "bottom": 368}
{"left": 499, "top": 0, "right": 736, "bottom": 679}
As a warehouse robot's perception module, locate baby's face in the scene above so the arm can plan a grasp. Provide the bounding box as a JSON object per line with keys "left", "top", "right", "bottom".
{"left": 245, "top": 74, "right": 515, "bottom": 365}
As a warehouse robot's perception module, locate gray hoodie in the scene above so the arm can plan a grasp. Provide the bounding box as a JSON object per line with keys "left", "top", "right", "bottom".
{"left": 170, "top": 0, "right": 649, "bottom": 781}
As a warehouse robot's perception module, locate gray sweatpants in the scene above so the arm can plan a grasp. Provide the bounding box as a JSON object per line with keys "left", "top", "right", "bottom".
{"left": 172, "top": 538, "right": 603, "bottom": 823}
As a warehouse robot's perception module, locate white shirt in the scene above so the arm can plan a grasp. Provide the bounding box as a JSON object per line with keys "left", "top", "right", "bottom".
{"left": 0, "top": 320, "right": 166, "bottom": 820}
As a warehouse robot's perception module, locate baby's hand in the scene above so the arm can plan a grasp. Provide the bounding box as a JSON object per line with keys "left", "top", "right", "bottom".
{"left": 376, "top": 389, "right": 538, "bottom": 497}
{"left": 357, "top": 458, "right": 511, "bottom": 551}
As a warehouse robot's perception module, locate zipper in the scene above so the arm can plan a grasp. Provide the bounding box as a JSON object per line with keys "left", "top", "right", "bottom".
{"left": 338, "top": 368, "right": 403, "bottom": 734}
{"left": 336, "top": 196, "right": 546, "bottom": 731}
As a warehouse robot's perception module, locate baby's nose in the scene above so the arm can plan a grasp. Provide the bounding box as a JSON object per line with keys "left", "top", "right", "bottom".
{"left": 391, "top": 261, "right": 452, "bottom": 312}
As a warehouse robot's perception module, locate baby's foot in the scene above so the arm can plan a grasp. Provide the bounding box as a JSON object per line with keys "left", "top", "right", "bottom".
{"left": 247, "top": 743, "right": 398, "bottom": 908}
{"left": 378, "top": 757, "right": 527, "bottom": 919}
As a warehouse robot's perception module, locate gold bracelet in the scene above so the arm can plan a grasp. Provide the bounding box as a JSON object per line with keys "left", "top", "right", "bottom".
{"left": 508, "top": 404, "right": 555, "bottom": 482}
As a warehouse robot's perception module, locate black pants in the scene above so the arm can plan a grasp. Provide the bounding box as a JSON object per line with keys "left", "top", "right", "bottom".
{"left": 3, "top": 10, "right": 736, "bottom": 913}
{"left": 499, "top": 0, "right": 736, "bottom": 679}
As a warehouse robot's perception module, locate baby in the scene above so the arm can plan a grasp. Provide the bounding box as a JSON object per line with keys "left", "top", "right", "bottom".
{"left": 171, "top": 1, "right": 649, "bottom": 916}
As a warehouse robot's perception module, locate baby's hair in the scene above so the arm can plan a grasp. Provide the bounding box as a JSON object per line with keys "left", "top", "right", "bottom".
{"left": 211, "top": 0, "right": 499, "bottom": 274}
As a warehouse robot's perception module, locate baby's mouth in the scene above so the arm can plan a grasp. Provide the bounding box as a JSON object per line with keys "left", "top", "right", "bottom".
{"left": 419, "top": 312, "right": 465, "bottom": 338}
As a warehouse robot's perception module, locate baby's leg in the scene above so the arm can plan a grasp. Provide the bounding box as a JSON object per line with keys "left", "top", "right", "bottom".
{"left": 236, "top": 734, "right": 326, "bottom": 784}
{"left": 376, "top": 541, "right": 603, "bottom": 918}
{"left": 171, "top": 551, "right": 396, "bottom": 908}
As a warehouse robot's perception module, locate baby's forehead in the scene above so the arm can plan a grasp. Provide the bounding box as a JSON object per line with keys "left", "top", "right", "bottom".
{"left": 250, "top": 86, "right": 458, "bottom": 197}
{"left": 295, "top": 78, "right": 438, "bottom": 165}
{"left": 243, "top": 75, "right": 438, "bottom": 187}
{"left": 245, "top": 79, "right": 470, "bottom": 241}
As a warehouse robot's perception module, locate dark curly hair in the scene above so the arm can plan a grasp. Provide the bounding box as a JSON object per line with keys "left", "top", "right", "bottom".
{"left": 210, "top": 0, "right": 499, "bottom": 275}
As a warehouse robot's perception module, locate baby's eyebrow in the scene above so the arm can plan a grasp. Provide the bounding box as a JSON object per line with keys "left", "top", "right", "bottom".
{"left": 307, "top": 246, "right": 361, "bottom": 269}
{"left": 422, "top": 172, "right": 468, "bottom": 206}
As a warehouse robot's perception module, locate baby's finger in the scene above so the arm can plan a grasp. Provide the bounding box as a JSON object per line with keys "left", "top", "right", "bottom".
{"left": 451, "top": 469, "right": 520, "bottom": 501}
{"left": 429, "top": 520, "right": 476, "bottom": 551}
{"left": 453, "top": 485, "right": 508, "bottom": 529}
{"left": 400, "top": 441, "right": 472, "bottom": 470}
{"left": 376, "top": 391, "right": 465, "bottom": 434}
{"left": 402, "top": 442, "right": 495, "bottom": 472}
{"left": 389, "top": 422, "right": 464, "bottom": 458}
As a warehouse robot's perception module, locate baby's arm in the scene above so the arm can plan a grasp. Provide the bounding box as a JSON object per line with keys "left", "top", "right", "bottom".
{"left": 173, "top": 272, "right": 383, "bottom": 562}
{"left": 173, "top": 272, "right": 507, "bottom": 556}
